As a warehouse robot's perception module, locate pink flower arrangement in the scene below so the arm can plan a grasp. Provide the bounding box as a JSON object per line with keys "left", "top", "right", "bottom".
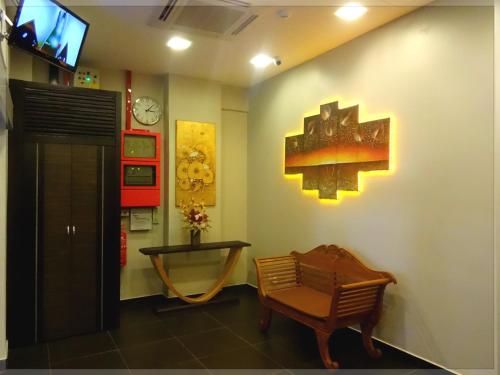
{"left": 180, "top": 198, "right": 211, "bottom": 232}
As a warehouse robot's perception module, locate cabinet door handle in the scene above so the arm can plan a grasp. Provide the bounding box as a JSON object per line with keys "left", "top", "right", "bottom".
{"left": 66, "top": 225, "right": 70, "bottom": 235}
{"left": 72, "top": 225, "right": 76, "bottom": 235}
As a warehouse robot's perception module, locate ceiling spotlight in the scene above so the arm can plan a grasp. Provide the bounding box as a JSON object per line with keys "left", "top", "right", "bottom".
{"left": 335, "top": 3, "right": 367, "bottom": 21}
{"left": 167, "top": 36, "right": 192, "bottom": 51}
{"left": 250, "top": 54, "right": 274, "bottom": 69}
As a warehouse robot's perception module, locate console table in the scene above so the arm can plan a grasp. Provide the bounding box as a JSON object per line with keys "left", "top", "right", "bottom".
{"left": 140, "top": 241, "right": 251, "bottom": 312}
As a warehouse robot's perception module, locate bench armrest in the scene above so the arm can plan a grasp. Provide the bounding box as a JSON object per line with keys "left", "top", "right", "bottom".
{"left": 254, "top": 256, "right": 299, "bottom": 297}
{"left": 340, "top": 277, "right": 391, "bottom": 290}
{"left": 328, "top": 277, "right": 392, "bottom": 325}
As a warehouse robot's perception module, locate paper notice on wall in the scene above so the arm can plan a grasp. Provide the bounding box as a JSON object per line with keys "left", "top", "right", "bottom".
{"left": 130, "top": 208, "right": 153, "bottom": 231}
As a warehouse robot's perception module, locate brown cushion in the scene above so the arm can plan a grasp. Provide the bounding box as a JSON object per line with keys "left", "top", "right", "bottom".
{"left": 268, "top": 286, "right": 332, "bottom": 320}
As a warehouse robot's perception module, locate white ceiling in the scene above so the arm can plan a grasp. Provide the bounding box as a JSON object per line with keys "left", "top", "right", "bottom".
{"left": 70, "top": 2, "right": 425, "bottom": 87}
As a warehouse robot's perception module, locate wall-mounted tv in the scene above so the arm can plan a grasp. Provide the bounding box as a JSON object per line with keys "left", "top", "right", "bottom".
{"left": 9, "top": 0, "right": 89, "bottom": 73}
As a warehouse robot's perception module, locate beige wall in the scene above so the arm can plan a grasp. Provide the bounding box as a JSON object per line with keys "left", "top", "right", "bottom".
{"left": 0, "top": 0, "right": 8, "bottom": 362}
{"left": 248, "top": 5, "right": 493, "bottom": 371}
{"left": 495, "top": 1, "right": 500, "bottom": 374}
{"left": 8, "top": 57, "right": 250, "bottom": 299}
{"left": 165, "top": 75, "right": 248, "bottom": 295}
{"left": 9, "top": 48, "right": 32, "bottom": 81}
{"left": 7, "top": 4, "right": 493, "bottom": 371}
{"left": 99, "top": 69, "right": 167, "bottom": 300}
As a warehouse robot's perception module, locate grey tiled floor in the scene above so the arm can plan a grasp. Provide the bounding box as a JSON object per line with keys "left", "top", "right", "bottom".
{"left": 5, "top": 286, "right": 451, "bottom": 374}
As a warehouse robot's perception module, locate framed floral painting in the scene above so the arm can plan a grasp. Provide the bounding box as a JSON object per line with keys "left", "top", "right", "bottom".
{"left": 175, "top": 120, "right": 216, "bottom": 206}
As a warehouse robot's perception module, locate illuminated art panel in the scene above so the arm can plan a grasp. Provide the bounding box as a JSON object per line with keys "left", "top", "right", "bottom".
{"left": 285, "top": 101, "right": 390, "bottom": 200}
{"left": 176, "top": 120, "right": 216, "bottom": 206}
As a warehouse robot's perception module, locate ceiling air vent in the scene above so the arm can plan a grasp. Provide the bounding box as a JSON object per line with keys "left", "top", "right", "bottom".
{"left": 231, "top": 13, "right": 258, "bottom": 36}
{"left": 159, "top": 0, "right": 179, "bottom": 22}
{"left": 150, "top": 0, "right": 258, "bottom": 40}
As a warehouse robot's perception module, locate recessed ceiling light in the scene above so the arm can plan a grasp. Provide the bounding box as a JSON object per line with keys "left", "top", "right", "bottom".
{"left": 335, "top": 3, "right": 367, "bottom": 21}
{"left": 250, "top": 54, "right": 274, "bottom": 69}
{"left": 167, "top": 37, "right": 192, "bottom": 51}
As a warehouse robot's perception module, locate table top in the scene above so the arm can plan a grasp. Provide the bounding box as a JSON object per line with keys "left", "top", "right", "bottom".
{"left": 139, "top": 240, "right": 251, "bottom": 256}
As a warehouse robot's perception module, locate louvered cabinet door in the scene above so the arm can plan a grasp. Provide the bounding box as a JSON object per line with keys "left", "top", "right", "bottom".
{"left": 40, "top": 143, "right": 73, "bottom": 341}
{"left": 40, "top": 144, "right": 101, "bottom": 340}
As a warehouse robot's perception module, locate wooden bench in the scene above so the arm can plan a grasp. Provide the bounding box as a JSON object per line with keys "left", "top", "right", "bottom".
{"left": 254, "top": 244, "right": 396, "bottom": 369}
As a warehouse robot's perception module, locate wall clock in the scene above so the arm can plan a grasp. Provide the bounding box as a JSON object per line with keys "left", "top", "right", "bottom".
{"left": 132, "top": 96, "right": 162, "bottom": 126}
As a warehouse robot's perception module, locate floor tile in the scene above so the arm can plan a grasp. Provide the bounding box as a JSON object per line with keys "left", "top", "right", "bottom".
{"left": 110, "top": 320, "right": 172, "bottom": 349}
{"left": 6, "top": 344, "right": 49, "bottom": 369}
{"left": 255, "top": 336, "right": 324, "bottom": 369}
{"left": 120, "top": 303, "right": 162, "bottom": 329}
{"left": 227, "top": 321, "right": 272, "bottom": 345}
{"left": 159, "top": 310, "right": 222, "bottom": 336}
{"left": 289, "top": 371, "right": 414, "bottom": 375}
{"left": 52, "top": 350, "right": 127, "bottom": 369}
{"left": 179, "top": 327, "right": 250, "bottom": 358}
{"left": 165, "top": 359, "right": 207, "bottom": 370}
{"left": 408, "top": 371, "right": 454, "bottom": 375}
{"left": 203, "top": 298, "right": 261, "bottom": 327}
{"left": 131, "top": 367, "right": 208, "bottom": 375}
{"left": 199, "top": 346, "right": 282, "bottom": 370}
{"left": 333, "top": 340, "right": 428, "bottom": 370}
{"left": 121, "top": 337, "right": 194, "bottom": 369}
{"left": 3, "top": 370, "right": 50, "bottom": 375}
{"left": 6, "top": 285, "right": 450, "bottom": 372}
{"left": 48, "top": 332, "right": 116, "bottom": 363}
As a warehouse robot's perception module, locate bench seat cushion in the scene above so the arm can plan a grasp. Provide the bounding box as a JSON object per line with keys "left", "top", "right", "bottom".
{"left": 268, "top": 286, "right": 332, "bottom": 320}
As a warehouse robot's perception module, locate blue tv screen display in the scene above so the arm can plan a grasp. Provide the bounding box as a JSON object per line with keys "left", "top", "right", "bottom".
{"left": 10, "top": 0, "right": 89, "bottom": 72}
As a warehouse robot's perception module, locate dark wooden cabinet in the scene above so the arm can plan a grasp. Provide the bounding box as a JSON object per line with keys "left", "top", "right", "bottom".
{"left": 40, "top": 143, "right": 101, "bottom": 340}
{"left": 7, "top": 80, "right": 121, "bottom": 346}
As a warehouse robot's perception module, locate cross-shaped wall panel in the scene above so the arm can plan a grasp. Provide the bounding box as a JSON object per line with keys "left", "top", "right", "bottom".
{"left": 285, "top": 101, "right": 390, "bottom": 200}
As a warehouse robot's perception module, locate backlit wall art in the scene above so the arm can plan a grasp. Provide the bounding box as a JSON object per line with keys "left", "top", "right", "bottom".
{"left": 285, "top": 101, "right": 390, "bottom": 200}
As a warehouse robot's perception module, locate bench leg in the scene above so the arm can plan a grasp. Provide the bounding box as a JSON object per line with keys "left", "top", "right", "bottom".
{"left": 361, "top": 322, "right": 382, "bottom": 359}
{"left": 315, "top": 330, "right": 339, "bottom": 370}
{"left": 259, "top": 307, "right": 272, "bottom": 332}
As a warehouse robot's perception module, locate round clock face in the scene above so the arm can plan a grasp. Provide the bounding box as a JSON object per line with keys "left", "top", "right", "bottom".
{"left": 132, "top": 96, "right": 162, "bottom": 126}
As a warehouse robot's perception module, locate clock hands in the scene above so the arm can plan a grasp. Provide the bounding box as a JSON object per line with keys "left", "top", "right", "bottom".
{"left": 133, "top": 97, "right": 161, "bottom": 125}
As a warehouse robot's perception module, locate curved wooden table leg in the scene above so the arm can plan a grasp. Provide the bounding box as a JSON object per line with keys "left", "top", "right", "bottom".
{"left": 150, "top": 247, "right": 242, "bottom": 304}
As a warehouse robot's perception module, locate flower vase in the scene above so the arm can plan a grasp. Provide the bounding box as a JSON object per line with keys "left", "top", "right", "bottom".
{"left": 190, "top": 229, "right": 201, "bottom": 246}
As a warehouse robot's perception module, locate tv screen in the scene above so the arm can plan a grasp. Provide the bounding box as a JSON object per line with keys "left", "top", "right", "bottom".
{"left": 9, "top": 0, "right": 89, "bottom": 72}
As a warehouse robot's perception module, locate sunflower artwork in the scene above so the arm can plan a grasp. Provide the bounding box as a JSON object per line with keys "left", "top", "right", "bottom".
{"left": 176, "top": 120, "right": 216, "bottom": 206}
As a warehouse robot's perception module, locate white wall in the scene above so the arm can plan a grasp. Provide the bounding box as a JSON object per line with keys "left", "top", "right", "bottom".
{"left": 248, "top": 5, "right": 493, "bottom": 371}
{"left": 221, "top": 85, "right": 249, "bottom": 284}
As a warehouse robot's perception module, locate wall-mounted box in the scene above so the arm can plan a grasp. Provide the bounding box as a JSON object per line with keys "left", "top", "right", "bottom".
{"left": 121, "top": 130, "right": 161, "bottom": 207}
{"left": 74, "top": 67, "right": 100, "bottom": 89}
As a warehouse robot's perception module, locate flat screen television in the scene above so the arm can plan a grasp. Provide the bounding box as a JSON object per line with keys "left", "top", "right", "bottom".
{"left": 9, "top": 0, "right": 89, "bottom": 72}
